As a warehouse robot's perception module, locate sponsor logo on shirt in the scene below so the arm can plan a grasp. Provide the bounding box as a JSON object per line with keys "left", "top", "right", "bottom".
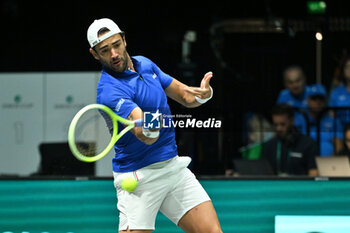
{"left": 152, "top": 73, "right": 157, "bottom": 79}
{"left": 324, "top": 122, "right": 333, "bottom": 130}
{"left": 290, "top": 152, "right": 303, "bottom": 158}
{"left": 339, "top": 95, "right": 346, "bottom": 101}
{"left": 115, "top": 98, "right": 125, "bottom": 112}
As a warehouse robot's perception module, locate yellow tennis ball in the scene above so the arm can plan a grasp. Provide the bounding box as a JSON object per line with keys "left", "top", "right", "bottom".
{"left": 121, "top": 177, "right": 138, "bottom": 192}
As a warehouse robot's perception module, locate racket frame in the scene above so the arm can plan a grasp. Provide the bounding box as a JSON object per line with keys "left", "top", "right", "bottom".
{"left": 68, "top": 104, "right": 142, "bottom": 162}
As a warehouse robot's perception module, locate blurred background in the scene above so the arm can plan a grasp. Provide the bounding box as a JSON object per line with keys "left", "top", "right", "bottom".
{"left": 1, "top": 0, "right": 350, "bottom": 176}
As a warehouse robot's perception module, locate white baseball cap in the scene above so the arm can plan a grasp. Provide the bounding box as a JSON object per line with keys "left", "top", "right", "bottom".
{"left": 87, "top": 18, "right": 123, "bottom": 48}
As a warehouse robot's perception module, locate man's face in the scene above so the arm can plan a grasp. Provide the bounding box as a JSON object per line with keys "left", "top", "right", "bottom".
{"left": 272, "top": 114, "right": 293, "bottom": 139}
{"left": 307, "top": 96, "right": 326, "bottom": 114}
{"left": 90, "top": 33, "right": 129, "bottom": 73}
{"left": 284, "top": 69, "right": 305, "bottom": 96}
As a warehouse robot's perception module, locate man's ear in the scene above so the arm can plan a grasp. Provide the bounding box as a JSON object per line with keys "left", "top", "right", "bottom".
{"left": 122, "top": 34, "right": 127, "bottom": 47}
{"left": 89, "top": 48, "right": 100, "bottom": 60}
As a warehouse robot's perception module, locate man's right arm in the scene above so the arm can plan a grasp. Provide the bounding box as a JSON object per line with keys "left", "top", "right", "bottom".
{"left": 306, "top": 138, "right": 319, "bottom": 177}
{"left": 261, "top": 140, "right": 276, "bottom": 174}
{"left": 276, "top": 90, "right": 284, "bottom": 104}
{"left": 101, "top": 86, "right": 160, "bottom": 145}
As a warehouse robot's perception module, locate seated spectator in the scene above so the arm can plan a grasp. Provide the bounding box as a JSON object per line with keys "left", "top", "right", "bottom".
{"left": 295, "top": 84, "right": 343, "bottom": 156}
{"left": 261, "top": 104, "right": 318, "bottom": 176}
{"left": 337, "top": 123, "right": 350, "bottom": 159}
{"left": 277, "top": 66, "right": 311, "bottom": 132}
{"left": 277, "top": 66, "right": 310, "bottom": 109}
{"left": 329, "top": 55, "right": 350, "bottom": 127}
{"left": 247, "top": 113, "right": 273, "bottom": 144}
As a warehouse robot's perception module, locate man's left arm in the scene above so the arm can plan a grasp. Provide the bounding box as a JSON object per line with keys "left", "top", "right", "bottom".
{"left": 333, "top": 117, "right": 344, "bottom": 154}
{"left": 165, "top": 72, "right": 213, "bottom": 108}
{"left": 306, "top": 139, "right": 319, "bottom": 176}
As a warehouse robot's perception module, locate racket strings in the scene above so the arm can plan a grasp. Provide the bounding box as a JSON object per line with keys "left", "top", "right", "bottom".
{"left": 99, "top": 109, "right": 114, "bottom": 135}
{"left": 76, "top": 142, "right": 97, "bottom": 157}
{"left": 74, "top": 109, "right": 114, "bottom": 157}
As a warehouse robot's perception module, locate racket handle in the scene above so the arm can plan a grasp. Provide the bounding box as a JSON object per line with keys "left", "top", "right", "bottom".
{"left": 134, "top": 119, "right": 143, "bottom": 127}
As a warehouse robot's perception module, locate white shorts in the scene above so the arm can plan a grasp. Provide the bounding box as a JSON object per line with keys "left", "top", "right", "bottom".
{"left": 113, "top": 156, "right": 211, "bottom": 231}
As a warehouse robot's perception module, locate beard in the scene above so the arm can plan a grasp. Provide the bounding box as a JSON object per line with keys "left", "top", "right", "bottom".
{"left": 101, "top": 49, "right": 129, "bottom": 73}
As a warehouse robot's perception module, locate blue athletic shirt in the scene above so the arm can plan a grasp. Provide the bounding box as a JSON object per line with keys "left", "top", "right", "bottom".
{"left": 277, "top": 86, "right": 311, "bottom": 109}
{"left": 329, "top": 85, "right": 350, "bottom": 127}
{"left": 294, "top": 112, "right": 343, "bottom": 156}
{"left": 277, "top": 86, "right": 311, "bottom": 134}
{"left": 96, "top": 56, "right": 178, "bottom": 172}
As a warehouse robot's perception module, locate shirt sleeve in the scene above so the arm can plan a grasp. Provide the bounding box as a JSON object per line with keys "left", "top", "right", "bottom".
{"left": 328, "top": 89, "right": 337, "bottom": 107}
{"left": 335, "top": 118, "right": 344, "bottom": 139}
{"left": 151, "top": 61, "right": 173, "bottom": 89}
{"left": 261, "top": 142, "right": 269, "bottom": 159}
{"left": 97, "top": 85, "right": 138, "bottom": 119}
{"left": 306, "top": 138, "right": 318, "bottom": 170}
{"left": 277, "top": 90, "right": 286, "bottom": 104}
{"left": 293, "top": 111, "right": 307, "bottom": 134}
{"left": 261, "top": 140, "right": 276, "bottom": 174}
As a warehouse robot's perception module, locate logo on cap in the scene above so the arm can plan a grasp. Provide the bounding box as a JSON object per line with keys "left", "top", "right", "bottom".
{"left": 87, "top": 18, "right": 122, "bottom": 48}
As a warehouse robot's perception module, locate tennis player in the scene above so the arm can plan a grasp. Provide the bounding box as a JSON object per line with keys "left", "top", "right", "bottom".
{"left": 87, "top": 18, "right": 222, "bottom": 233}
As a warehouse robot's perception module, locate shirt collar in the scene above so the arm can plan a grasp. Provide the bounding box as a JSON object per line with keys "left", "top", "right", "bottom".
{"left": 102, "top": 56, "right": 141, "bottom": 78}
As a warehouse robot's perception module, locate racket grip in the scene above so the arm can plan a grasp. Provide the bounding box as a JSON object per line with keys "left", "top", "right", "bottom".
{"left": 134, "top": 119, "right": 143, "bottom": 127}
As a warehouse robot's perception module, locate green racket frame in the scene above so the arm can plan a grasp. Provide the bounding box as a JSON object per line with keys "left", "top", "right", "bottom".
{"left": 68, "top": 104, "right": 142, "bottom": 162}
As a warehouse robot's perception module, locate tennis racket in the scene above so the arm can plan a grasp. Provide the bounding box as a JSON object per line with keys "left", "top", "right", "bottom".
{"left": 68, "top": 104, "right": 143, "bottom": 162}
